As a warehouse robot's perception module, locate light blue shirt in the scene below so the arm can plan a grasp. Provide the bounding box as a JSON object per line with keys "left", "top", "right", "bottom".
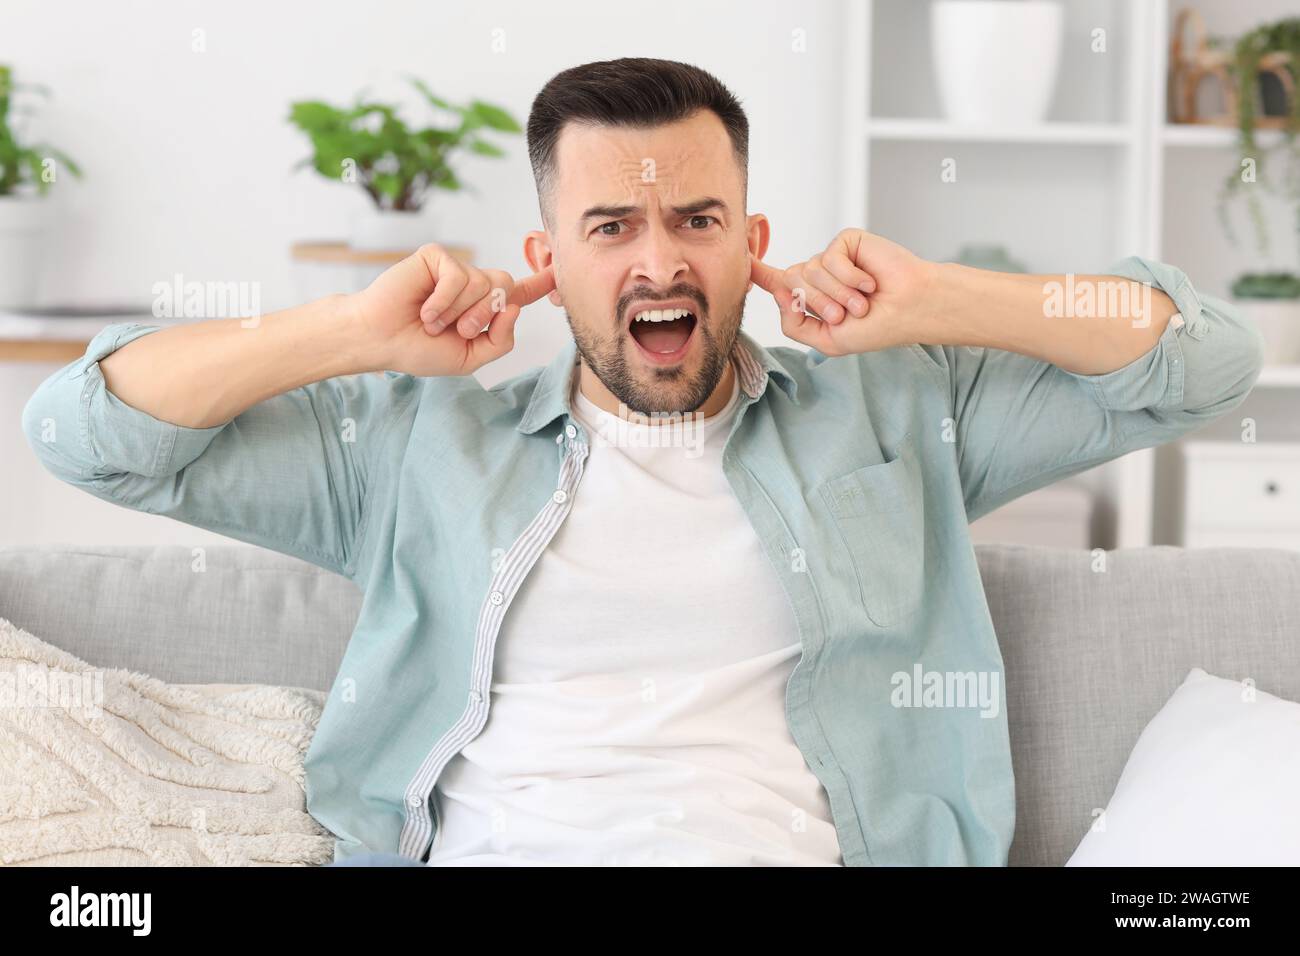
{"left": 21, "top": 255, "right": 1264, "bottom": 864}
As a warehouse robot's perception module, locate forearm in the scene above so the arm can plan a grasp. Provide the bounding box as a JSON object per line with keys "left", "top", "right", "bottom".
{"left": 99, "top": 293, "right": 373, "bottom": 429}
{"left": 926, "top": 262, "right": 1179, "bottom": 375}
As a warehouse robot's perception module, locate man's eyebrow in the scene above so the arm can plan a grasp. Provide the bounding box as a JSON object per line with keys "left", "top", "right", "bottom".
{"left": 577, "top": 196, "right": 729, "bottom": 226}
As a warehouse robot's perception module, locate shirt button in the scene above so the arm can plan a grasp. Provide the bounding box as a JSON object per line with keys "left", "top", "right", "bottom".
{"left": 469, "top": 690, "right": 482, "bottom": 704}
{"left": 489, "top": 590, "right": 504, "bottom": 606}
{"left": 555, "top": 434, "right": 564, "bottom": 444}
{"left": 407, "top": 794, "right": 423, "bottom": 808}
{"left": 565, "top": 424, "right": 577, "bottom": 439}
{"left": 552, "top": 489, "right": 568, "bottom": 504}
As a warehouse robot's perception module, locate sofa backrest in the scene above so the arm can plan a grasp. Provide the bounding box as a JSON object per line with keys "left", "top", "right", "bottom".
{"left": 2, "top": 541, "right": 1298, "bottom": 865}
{"left": 0, "top": 544, "right": 361, "bottom": 694}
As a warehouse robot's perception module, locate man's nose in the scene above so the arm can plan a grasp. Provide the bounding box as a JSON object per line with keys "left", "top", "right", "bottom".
{"left": 630, "top": 218, "right": 689, "bottom": 289}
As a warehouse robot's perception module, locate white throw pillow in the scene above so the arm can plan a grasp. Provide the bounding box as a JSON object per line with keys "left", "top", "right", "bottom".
{"left": 0, "top": 615, "right": 335, "bottom": 866}
{"left": 1067, "top": 667, "right": 1300, "bottom": 866}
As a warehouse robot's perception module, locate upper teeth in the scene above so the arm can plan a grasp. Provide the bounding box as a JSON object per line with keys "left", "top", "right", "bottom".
{"left": 633, "top": 308, "right": 692, "bottom": 323}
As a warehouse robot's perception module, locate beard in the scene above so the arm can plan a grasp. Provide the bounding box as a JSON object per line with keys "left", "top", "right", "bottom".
{"left": 565, "top": 291, "right": 744, "bottom": 416}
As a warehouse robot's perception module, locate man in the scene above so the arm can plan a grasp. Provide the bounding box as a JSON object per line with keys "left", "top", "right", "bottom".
{"left": 23, "top": 57, "right": 1264, "bottom": 867}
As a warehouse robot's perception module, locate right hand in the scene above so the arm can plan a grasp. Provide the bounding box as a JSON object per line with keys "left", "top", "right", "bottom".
{"left": 348, "top": 242, "right": 556, "bottom": 377}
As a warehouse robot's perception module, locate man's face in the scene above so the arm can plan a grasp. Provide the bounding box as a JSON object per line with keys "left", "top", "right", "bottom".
{"left": 528, "top": 109, "right": 768, "bottom": 416}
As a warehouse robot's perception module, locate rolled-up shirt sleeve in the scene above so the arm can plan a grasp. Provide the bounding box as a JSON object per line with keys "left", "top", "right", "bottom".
{"left": 21, "top": 322, "right": 397, "bottom": 577}
{"left": 911, "top": 256, "right": 1266, "bottom": 523}
{"left": 31, "top": 323, "right": 228, "bottom": 480}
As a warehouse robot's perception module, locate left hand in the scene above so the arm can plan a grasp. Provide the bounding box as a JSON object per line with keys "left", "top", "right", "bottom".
{"left": 750, "top": 229, "right": 941, "bottom": 355}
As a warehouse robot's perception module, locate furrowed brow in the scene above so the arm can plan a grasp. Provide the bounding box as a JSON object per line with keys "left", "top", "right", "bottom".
{"left": 577, "top": 197, "right": 730, "bottom": 230}
{"left": 578, "top": 204, "right": 639, "bottom": 228}
{"left": 671, "top": 197, "right": 728, "bottom": 217}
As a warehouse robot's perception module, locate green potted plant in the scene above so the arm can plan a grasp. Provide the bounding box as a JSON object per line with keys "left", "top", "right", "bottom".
{"left": 288, "top": 76, "right": 520, "bottom": 251}
{"left": 0, "top": 64, "right": 82, "bottom": 307}
{"left": 1209, "top": 18, "right": 1300, "bottom": 365}
{"left": 1214, "top": 18, "right": 1300, "bottom": 260}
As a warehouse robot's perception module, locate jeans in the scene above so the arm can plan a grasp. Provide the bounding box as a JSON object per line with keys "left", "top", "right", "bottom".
{"left": 325, "top": 851, "right": 425, "bottom": 867}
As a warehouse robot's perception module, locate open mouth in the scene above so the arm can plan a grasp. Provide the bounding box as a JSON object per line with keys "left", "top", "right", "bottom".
{"left": 627, "top": 308, "right": 698, "bottom": 364}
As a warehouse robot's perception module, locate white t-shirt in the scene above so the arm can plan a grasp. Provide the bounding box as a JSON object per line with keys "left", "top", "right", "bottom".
{"left": 425, "top": 360, "right": 843, "bottom": 866}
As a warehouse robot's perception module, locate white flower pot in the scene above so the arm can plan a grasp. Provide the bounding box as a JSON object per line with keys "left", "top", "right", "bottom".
{"left": 931, "top": 0, "right": 1064, "bottom": 125}
{"left": 1235, "top": 299, "right": 1300, "bottom": 365}
{"left": 348, "top": 206, "right": 436, "bottom": 252}
{"left": 0, "top": 195, "right": 49, "bottom": 308}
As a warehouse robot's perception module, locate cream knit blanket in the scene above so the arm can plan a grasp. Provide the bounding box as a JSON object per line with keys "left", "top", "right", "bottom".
{"left": 0, "top": 616, "right": 336, "bottom": 866}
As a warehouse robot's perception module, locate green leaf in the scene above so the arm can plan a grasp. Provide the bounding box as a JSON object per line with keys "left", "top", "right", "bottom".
{"left": 407, "top": 75, "right": 452, "bottom": 111}
{"left": 19, "top": 148, "right": 50, "bottom": 194}
{"left": 308, "top": 128, "right": 376, "bottom": 178}
{"left": 371, "top": 172, "right": 405, "bottom": 202}
{"left": 466, "top": 137, "right": 505, "bottom": 157}
{"left": 288, "top": 100, "right": 347, "bottom": 131}
{"left": 417, "top": 127, "right": 457, "bottom": 145}
{"left": 468, "top": 99, "right": 521, "bottom": 132}
{"left": 346, "top": 102, "right": 398, "bottom": 124}
{"left": 34, "top": 144, "right": 82, "bottom": 177}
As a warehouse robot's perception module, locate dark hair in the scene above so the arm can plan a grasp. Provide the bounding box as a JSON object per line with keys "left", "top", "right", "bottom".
{"left": 526, "top": 57, "right": 749, "bottom": 230}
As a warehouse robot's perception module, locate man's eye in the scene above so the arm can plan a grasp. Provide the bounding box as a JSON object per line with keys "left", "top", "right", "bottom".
{"left": 594, "top": 216, "right": 715, "bottom": 237}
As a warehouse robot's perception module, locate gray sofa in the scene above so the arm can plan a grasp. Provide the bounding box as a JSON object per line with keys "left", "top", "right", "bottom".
{"left": 2, "top": 541, "right": 1297, "bottom": 866}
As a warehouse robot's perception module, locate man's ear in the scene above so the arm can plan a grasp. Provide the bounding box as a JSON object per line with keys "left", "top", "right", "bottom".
{"left": 523, "top": 230, "right": 562, "bottom": 306}
{"left": 745, "top": 214, "right": 772, "bottom": 294}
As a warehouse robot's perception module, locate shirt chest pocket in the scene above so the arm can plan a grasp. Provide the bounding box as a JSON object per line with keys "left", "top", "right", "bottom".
{"left": 816, "top": 432, "right": 925, "bottom": 629}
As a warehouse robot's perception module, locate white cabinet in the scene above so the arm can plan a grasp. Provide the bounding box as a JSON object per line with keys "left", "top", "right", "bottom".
{"left": 1182, "top": 442, "right": 1300, "bottom": 551}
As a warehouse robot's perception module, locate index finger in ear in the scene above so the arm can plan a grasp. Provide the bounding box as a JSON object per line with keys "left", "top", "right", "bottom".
{"left": 508, "top": 265, "right": 556, "bottom": 307}
{"left": 749, "top": 255, "right": 788, "bottom": 296}
{"left": 766, "top": 280, "right": 796, "bottom": 316}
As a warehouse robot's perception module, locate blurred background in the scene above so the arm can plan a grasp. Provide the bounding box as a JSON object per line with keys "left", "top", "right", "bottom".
{"left": 2, "top": 0, "right": 1298, "bottom": 553}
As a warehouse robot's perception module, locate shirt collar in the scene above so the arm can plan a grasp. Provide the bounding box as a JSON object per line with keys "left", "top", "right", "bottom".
{"left": 516, "top": 327, "right": 800, "bottom": 435}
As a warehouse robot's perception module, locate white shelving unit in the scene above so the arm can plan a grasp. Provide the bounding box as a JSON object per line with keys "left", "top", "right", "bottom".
{"left": 841, "top": 0, "right": 1300, "bottom": 549}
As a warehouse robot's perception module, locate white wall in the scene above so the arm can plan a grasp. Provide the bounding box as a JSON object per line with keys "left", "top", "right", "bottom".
{"left": 1, "top": 0, "right": 846, "bottom": 548}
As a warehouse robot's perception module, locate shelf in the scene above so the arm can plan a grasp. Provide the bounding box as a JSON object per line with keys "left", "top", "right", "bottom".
{"left": 866, "top": 118, "right": 1132, "bottom": 145}
{"left": 290, "top": 241, "right": 473, "bottom": 265}
{"left": 1163, "top": 125, "right": 1288, "bottom": 149}
{"left": 0, "top": 311, "right": 185, "bottom": 364}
